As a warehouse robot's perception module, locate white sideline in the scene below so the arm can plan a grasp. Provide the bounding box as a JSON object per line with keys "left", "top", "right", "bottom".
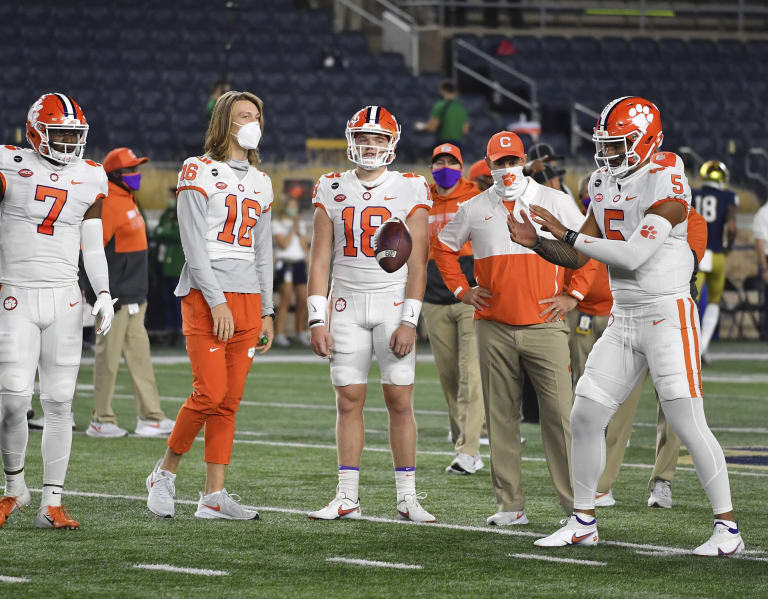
{"left": 8, "top": 487, "right": 766, "bottom": 563}
{"left": 0, "top": 575, "right": 29, "bottom": 583}
{"left": 508, "top": 553, "right": 606, "bottom": 567}
{"left": 133, "top": 564, "right": 229, "bottom": 576}
{"left": 326, "top": 557, "right": 423, "bottom": 570}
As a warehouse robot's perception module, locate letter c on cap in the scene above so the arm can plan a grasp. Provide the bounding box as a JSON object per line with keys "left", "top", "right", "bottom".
{"left": 500, "top": 136, "right": 512, "bottom": 148}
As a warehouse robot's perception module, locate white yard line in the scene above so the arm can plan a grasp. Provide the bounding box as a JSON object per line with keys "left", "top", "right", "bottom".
{"left": 133, "top": 564, "right": 229, "bottom": 576}
{"left": 633, "top": 422, "right": 768, "bottom": 434}
{"left": 326, "top": 557, "right": 423, "bottom": 570}
{"left": 0, "top": 575, "right": 29, "bottom": 583}
{"left": 508, "top": 553, "right": 606, "bottom": 566}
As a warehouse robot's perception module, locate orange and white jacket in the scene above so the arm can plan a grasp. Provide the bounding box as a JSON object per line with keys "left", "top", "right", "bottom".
{"left": 433, "top": 177, "right": 584, "bottom": 325}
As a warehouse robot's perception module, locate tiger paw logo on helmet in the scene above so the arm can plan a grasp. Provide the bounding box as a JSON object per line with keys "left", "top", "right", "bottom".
{"left": 502, "top": 172, "right": 516, "bottom": 187}
{"left": 640, "top": 225, "right": 657, "bottom": 239}
{"left": 627, "top": 103, "right": 654, "bottom": 133}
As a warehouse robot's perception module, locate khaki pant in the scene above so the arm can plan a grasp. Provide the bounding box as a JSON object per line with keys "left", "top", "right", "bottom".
{"left": 92, "top": 302, "right": 165, "bottom": 425}
{"left": 475, "top": 319, "right": 573, "bottom": 514}
{"left": 422, "top": 302, "right": 485, "bottom": 457}
{"left": 566, "top": 311, "right": 680, "bottom": 493}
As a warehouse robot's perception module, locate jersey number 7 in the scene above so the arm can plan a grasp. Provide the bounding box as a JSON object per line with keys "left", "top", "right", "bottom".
{"left": 34, "top": 185, "right": 67, "bottom": 236}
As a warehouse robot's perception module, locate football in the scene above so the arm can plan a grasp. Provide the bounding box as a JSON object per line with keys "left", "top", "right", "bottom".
{"left": 373, "top": 217, "right": 412, "bottom": 273}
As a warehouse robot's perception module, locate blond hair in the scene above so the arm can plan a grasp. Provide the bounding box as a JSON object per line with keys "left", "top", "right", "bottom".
{"left": 204, "top": 90, "right": 264, "bottom": 166}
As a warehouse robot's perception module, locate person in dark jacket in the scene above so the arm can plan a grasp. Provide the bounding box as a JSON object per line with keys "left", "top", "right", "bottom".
{"left": 86, "top": 148, "right": 174, "bottom": 438}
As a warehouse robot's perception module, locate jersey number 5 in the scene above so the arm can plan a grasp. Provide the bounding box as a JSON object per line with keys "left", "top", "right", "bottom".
{"left": 34, "top": 185, "right": 67, "bottom": 236}
{"left": 341, "top": 206, "right": 392, "bottom": 257}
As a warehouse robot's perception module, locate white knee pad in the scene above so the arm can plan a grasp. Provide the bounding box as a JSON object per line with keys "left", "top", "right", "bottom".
{"left": 1, "top": 369, "right": 34, "bottom": 395}
{"left": 1, "top": 394, "right": 31, "bottom": 426}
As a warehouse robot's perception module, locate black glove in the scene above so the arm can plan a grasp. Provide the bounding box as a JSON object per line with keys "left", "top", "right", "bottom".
{"left": 689, "top": 249, "right": 700, "bottom": 301}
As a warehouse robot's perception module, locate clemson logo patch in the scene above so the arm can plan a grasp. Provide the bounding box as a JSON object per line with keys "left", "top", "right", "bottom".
{"left": 3, "top": 297, "right": 17, "bottom": 310}
{"left": 640, "top": 225, "right": 657, "bottom": 239}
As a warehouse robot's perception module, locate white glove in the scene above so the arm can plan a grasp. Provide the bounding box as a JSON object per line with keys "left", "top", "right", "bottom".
{"left": 92, "top": 293, "right": 117, "bottom": 335}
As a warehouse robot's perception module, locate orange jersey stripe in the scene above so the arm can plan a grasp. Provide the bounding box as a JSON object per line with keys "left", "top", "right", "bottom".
{"left": 688, "top": 297, "right": 703, "bottom": 394}
{"left": 676, "top": 298, "right": 698, "bottom": 398}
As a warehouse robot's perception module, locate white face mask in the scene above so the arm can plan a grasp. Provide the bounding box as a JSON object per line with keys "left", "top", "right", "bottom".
{"left": 232, "top": 121, "right": 261, "bottom": 150}
{"left": 491, "top": 165, "right": 526, "bottom": 199}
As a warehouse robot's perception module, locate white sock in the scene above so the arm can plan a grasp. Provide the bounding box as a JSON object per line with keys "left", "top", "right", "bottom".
{"left": 1, "top": 394, "right": 31, "bottom": 495}
{"left": 338, "top": 466, "right": 359, "bottom": 500}
{"left": 700, "top": 304, "right": 720, "bottom": 356}
{"left": 42, "top": 485, "right": 63, "bottom": 507}
{"left": 40, "top": 397, "right": 73, "bottom": 489}
{"left": 4, "top": 470, "right": 26, "bottom": 497}
{"left": 394, "top": 467, "right": 416, "bottom": 501}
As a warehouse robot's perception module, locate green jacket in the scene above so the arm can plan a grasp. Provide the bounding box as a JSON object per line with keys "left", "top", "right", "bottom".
{"left": 154, "top": 207, "right": 185, "bottom": 278}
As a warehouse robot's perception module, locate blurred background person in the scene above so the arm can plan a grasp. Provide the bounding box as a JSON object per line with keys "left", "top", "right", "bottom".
{"left": 206, "top": 79, "right": 231, "bottom": 120}
{"left": 754, "top": 197, "right": 768, "bottom": 340}
{"left": 693, "top": 160, "right": 737, "bottom": 360}
{"left": 416, "top": 80, "right": 469, "bottom": 150}
{"left": 154, "top": 186, "right": 185, "bottom": 346}
{"left": 272, "top": 195, "right": 310, "bottom": 347}
{"left": 86, "top": 148, "right": 174, "bottom": 439}
{"left": 468, "top": 159, "right": 492, "bottom": 191}
{"left": 423, "top": 143, "right": 485, "bottom": 474}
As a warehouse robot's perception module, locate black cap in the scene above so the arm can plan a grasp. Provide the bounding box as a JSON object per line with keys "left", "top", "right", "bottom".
{"left": 528, "top": 142, "right": 564, "bottom": 162}
{"left": 532, "top": 164, "right": 560, "bottom": 185}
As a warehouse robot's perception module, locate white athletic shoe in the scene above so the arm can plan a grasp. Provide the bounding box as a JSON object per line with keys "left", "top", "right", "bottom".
{"left": 195, "top": 488, "right": 259, "bottom": 520}
{"left": 397, "top": 493, "right": 436, "bottom": 523}
{"left": 648, "top": 479, "right": 673, "bottom": 509}
{"left": 308, "top": 491, "right": 361, "bottom": 520}
{"left": 594, "top": 490, "right": 616, "bottom": 507}
{"left": 487, "top": 510, "right": 528, "bottom": 526}
{"left": 473, "top": 456, "right": 484, "bottom": 471}
{"left": 146, "top": 459, "right": 176, "bottom": 518}
{"left": 692, "top": 521, "right": 745, "bottom": 557}
{"left": 534, "top": 514, "right": 599, "bottom": 547}
{"left": 479, "top": 437, "right": 489, "bottom": 446}
{"left": 135, "top": 418, "right": 175, "bottom": 438}
{"left": 296, "top": 331, "right": 312, "bottom": 347}
{"left": 86, "top": 421, "right": 128, "bottom": 438}
{"left": 273, "top": 334, "right": 291, "bottom": 347}
{"left": 445, "top": 453, "right": 479, "bottom": 475}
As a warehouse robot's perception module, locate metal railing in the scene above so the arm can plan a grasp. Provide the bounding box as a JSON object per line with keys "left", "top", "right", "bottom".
{"left": 570, "top": 102, "right": 599, "bottom": 156}
{"left": 451, "top": 39, "right": 539, "bottom": 120}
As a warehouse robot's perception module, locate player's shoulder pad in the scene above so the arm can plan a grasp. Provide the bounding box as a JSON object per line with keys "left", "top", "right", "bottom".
{"left": 649, "top": 151, "right": 684, "bottom": 172}
{"left": 0, "top": 145, "right": 28, "bottom": 167}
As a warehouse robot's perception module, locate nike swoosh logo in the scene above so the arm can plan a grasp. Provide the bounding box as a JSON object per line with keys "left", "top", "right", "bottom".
{"left": 409, "top": 308, "right": 415, "bottom": 318}
{"left": 209, "top": 347, "right": 221, "bottom": 352}
{"left": 71, "top": 180, "right": 84, "bottom": 185}
{"left": 337, "top": 506, "right": 358, "bottom": 516}
{"left": 398, "top": 510, "right": 409, "bottom": 518}
{"left": 394, "top": 301, "right": 404, "bottom": 307}
{"left": 204, "top": 504, "right": 221, "bottom": 511}
{"left": 311, "top": 305, "right": 318, "bottom": 312}
{"left": 384, "top": 196, "right": 396, "bottom": 201}
{"left": 583, "top": 239, "right": 596, "bottom": 244}
{"left": 45, "top": 514, "right": 55, "bottom": 525}
{"left": 69, "top": 301, "right": 79, "bottom": 307}
{"left": 625, "top": 195, "right": 637, "bottom": 201}
{"left": 653, "top": 319, "right": 665, "bottom": 326}
{"left": 484, "top": 216, "right": 493, "bottom": 221}
{"left": 572, "top": 532, "right": 593, "bottom": 543}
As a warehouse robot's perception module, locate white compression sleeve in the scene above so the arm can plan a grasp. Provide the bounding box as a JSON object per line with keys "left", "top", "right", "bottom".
{"left": 570, "top": 395, "right": 616, "bottom": 510}
{"left": 80, "top": 219, "right": 110, "bottom": 295}
{"left": 574, "top": 213, "right": 673, "bottom": 270}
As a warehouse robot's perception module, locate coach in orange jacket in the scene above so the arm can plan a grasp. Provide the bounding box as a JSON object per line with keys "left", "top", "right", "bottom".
{"left": 433, "top": 132, "right": 584, "bottom": 523}
{"left": 423, "top": 143, "right": 485, "bottom": 475}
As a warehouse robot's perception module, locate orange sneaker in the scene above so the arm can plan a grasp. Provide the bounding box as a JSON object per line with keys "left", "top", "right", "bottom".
{"left": 0, "top": 488, "right": 32, "bottom": 527}
{"left": 35, "top": 505, "right": 80, "bottom": 529}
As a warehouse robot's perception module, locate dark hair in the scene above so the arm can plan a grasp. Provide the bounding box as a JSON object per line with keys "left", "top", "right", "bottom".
{"left": 440, "top": 79, "right": 456, "bottom": 94}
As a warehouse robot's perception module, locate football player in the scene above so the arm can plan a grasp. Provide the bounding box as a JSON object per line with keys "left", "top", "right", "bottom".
{"left": 0, "top": 93, "right": 115, "bottom": 529}
{"left": 508, "top": 97, "right": 744, "bottom": 556}
{"left": 306, "top": 106, "right": 434, "bottom": 522}
{"left": 145, "top": 91, "right": 274, "bottom": 520}
{"left": 692, "top": 160, "right": 737, "bottom": 361}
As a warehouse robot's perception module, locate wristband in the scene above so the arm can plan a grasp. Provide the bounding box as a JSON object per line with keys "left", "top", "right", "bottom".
{"left": 307, "top": 295, "right": 328, "bottom": 327}
{"left": 399, "top": 298, "right": 422, "bottom": 327}
{"left": 563, "top": 229, "right": 579, "bottom": 247}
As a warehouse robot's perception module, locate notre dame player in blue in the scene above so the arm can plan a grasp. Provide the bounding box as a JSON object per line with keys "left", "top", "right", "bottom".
{"left": 692, "top": 160, "right": 737, "bottom": 360}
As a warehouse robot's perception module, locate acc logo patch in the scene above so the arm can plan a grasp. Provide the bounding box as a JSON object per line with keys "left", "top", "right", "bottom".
{"left": 335, "top": 298, "right": 347, "bottom": 312}
{"left": 18, "top": 169, "right": 33, "bottom": 177}
{"left": 3, "top": 297, "right": 17, "bottom": 310}
{"left": 334, "top": 194, "right": 346, "bottom": 202}
{"left": 216, "top": 182, "right": 227, "bottom": 190}
{"left": 594, "top": 193, "right": 603, "bottom": 203}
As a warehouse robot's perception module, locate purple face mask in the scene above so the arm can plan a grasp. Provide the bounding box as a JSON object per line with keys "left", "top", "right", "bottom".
{"left": 581, "top": 196, "right": 591, "bottom": 209}
{"left": 432, "top": 166, "right": 462, "bottom": 189}
{"left": 122, "top": 172, "right": 142, "bottom": 190}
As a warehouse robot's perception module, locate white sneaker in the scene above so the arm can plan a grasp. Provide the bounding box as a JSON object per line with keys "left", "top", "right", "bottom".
{"left": 692, "top": 520, "right": 745, "bottom": 557}
{"left": 487, "top": 510, "right": 528, "bottom": 526}
{"left": 273, "top": 334, "right": 291, "bottom": 347}
{"left": 473, "top": 456, "right": 484, "bottom": 471}
{"left": 397, "top": 493, "right": 436, "bottom": 523}
{"left": 146, "top": 459, "right": 176, "bottom": 518}
{"left": 308, "top": 491, "right": 361, "bottom": 520}
{"left": 479, "top": 437, "right": 489, "bottom": 446}
{"left": 135, "top": 418, "right": 175, "bottom": 438}
{"left": 595, "top": 490, "right": 616, "bottom": 507}
{"left": 648, "top": 479, "right": 673, "bottom": 509}
{"left": 195, "top": 488, "right": 259, "bottom": 520}
{"left": 534, "top": 514, "right": 599, "bottom": 547}
{"left": 86, "top": 421, "right": 128, "bottom": 438}
{"left": 445, "top": 453, "right": 478, "bottom": 475}
{"left": 296, "top": 331, "right": 312, "bottom": 347}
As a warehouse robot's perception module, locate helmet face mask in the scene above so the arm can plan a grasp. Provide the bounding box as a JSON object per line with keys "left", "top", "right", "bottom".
{"left": 346, "top": 106, "right": 400, "bottom": 170}
{"left": 26, "top": 93, "right": 89, "bottom": 166}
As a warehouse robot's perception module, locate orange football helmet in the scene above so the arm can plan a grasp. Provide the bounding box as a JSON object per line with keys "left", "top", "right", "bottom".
{"left": 345, "top": 106, "right": 401, "bottom": 169}
{"left": 593, "top": 96, "right": 663, "bottom": 178}
{"left": 26, "top": 93, "right": 89, "bottom": 165}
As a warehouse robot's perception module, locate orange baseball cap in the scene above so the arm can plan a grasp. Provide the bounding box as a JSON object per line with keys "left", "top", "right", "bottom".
{"left": 468, "top": 159, "right": 491, "bottom": 180}
{"left": 103, "top": 147, "right": 149, "bottom": 173}
{"left": 431, "top": 142, "right": 463, "bottom": 166}
{"left": 486, "top": 131, "right": 525, "bottom": 162}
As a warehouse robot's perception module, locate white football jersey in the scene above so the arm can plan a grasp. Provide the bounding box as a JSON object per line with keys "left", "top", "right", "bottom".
{"left": 176, "top": 155, "right": 274, "bottom": 261}
{"left": 0, "top": 146, "right": 107, "bottom": 288}
{"left": 588, "top": 151, "right": 693, "bottom": 305}
{"left": 313, "top": 169, "right": 432, "bottom": 292}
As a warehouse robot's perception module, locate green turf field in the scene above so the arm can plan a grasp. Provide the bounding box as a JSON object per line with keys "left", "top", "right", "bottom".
{"left": 1, "top": 341, "right": 767, "bottom": 598}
